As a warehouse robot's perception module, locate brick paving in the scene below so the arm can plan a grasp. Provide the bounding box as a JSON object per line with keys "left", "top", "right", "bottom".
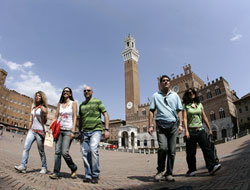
{"left": 1, "top": 131, "right": 250, "bottom": 190}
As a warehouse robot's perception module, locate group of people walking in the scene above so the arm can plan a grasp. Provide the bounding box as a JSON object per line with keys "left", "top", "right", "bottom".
{"left": 15, "top": 85, "right": 109, "bottom": 184}
{"left": 14, "top": 74, "right": 221, "bottom": 184}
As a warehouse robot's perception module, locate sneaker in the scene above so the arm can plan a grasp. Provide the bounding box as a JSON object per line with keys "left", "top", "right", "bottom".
{"left": 186, "top": 171, "right": 196, "bottom": 177}
{"left": 40, "top": 167, "right": 47, "bottom": 174}
{"left": 166, "top": 175, "right": 175, "bottom": 182}
{"left": 14, "top": 165, "right": 26, "bottom": 173}
{"left": 71, "top": 166, "right": 77, "bottom": 178}
{"left": 83, "top": 178, "right": 92, "bottom": 183}
{"left": 209, "top": 164, "right": 221, "bottom": 175}
{"left": 49, "top": 173, "right": 59, "bottom": 179}
{"left": 91, "top": 177, "right": 99, "bottom": 184}
{"left": 154, "top": 172, "right": 164, "bottom": 181}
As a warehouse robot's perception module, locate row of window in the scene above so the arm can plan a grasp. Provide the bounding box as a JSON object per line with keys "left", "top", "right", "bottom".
{"left": 0, "top": 114, "right": 28, "bottom": 122}
{"left": 198, "top": 87, "right": 221, "bottom": 102}
{"left": 240, "top": 117, "right": 250, "bottom": 123}
{"left": 0, "top": 103, "right": 29, "bottom": 115}
{"left": 239, "top": 106, "right": 249, "bottom": 113}
{"left": 0, "top": 118, "right": 27, "bottom": 128}
{"left": 210, "top": 108, "right": 226, "bottom": 121}
{"left": 0, "top": 95, "right": 30, "bottom": 107}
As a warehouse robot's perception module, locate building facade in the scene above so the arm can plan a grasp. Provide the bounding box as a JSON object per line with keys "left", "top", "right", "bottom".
{"left": 0, "top": 69, "right": 33, "bottom": 129}
{"left": 118, "top": 35, "right": 238, "bottom": 150}
{"left": 234, "top": 93, "right": 250, "bottom": 131}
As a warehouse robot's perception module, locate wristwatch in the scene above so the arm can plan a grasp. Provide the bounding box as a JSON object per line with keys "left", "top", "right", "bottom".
{"left": 104, "top": 128, "right": 109, "bottom": 132}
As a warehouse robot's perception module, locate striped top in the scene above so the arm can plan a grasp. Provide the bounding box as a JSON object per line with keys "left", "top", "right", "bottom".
{"left": 79, "top": 98, "right": 106, "bottom": 131}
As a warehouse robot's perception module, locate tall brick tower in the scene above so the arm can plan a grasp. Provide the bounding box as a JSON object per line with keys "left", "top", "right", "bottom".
{"left": 122, "top": 34, "right": 140, "bottom": 120}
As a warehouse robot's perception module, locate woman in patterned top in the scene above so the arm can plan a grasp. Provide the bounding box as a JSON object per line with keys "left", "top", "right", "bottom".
{"left": 15, "top": 91, "right": 48, "bottom": 174}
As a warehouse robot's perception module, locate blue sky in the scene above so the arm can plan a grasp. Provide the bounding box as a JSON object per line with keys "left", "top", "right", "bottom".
{"left": 0, "top": 0, "right": 250, "bottom": 120}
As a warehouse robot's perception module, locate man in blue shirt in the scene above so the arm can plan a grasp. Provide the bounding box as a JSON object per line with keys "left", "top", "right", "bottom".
{"left": 148, "top": 75, "right": 183, "bottom": 182}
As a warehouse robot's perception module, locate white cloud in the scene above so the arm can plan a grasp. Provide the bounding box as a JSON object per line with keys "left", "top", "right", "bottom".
{"left": 7, "top": 61, "right": 22, "bottom": 70}
{"left": 230, "top": 34, "right": 242, "bottom": 41}
{"left": 13, "top": 72, "right": 60, "bottom": 105}
{"left": 0, "top": 54, "right": 34, "bottom": 71}
{"left": 230, "top": 27, "right": 243, "bottom": 42}
{"left": 73, "top": 84, "right": 87, "bottom": 94}
{"left": 23, "top": 61, "right": 34, "bottom": 68}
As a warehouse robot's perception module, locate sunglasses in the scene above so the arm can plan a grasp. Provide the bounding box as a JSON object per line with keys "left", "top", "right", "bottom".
{"left": 84, "top": 89, "right": 91, "bottom": 92}
{"left": 162, "top": 79, "right": 170, "bottom": 82}
{"left": 63, "top": 90, "right": 70, "bottom": 93}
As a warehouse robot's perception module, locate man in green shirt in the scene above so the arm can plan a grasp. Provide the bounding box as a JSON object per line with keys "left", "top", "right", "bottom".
{"left": 79, "top": 85, "right": 109, "bottom": 184}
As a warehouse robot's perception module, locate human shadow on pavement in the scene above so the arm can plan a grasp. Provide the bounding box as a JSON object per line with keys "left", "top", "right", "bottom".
{"left": 127, "top": 175, "right": 154, "bottom": 182}
{"left": 57, "top": 172, "right": 85, "bottom": 179}
{"left": 25, "top": 169, "right": 40, "bottom": 173}
{"left": 125, "top": 138, "right": 250, "bottom": 190}
{"left": 116, "top": 185, "right": 193, "bottom": 190}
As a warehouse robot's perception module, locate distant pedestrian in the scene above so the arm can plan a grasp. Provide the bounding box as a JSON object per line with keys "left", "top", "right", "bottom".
{"left": 148, "top": 75, "right": 183, "bottom": 182}
{"left": 49, "top": 87, "right": 78, "bottom": 179}
{"left": 15, "top": 91, "right": 48, "bottom": 174}
{"left": 182, "top": 88, "right": 221, "bottom": 177}
{"left": 79, "top": 85, "right": 110, "bottom": 184}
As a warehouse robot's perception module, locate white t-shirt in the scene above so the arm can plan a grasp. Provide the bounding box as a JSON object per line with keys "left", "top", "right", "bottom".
{"left": 59, "top": 101, "right": 74, "bottom": 130}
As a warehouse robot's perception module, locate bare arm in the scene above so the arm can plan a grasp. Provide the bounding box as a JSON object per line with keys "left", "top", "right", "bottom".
{"left": 41, "top": 106, "right": 48, "bottom": 125}
{"left": 202, "top": 109, "right": 212, "bottom": 135}
{"left": 103, "top": 111, "right": 110, "bottom": 139}
{"left": 177, "top": 110, "right": 183, "bottom": 134}
{"left": 183, "top": 109, "right": 190, "bottom": 139}
{"left": 72, "top": 101, "right": 77, "bottom": 132}
{"left": 40, "top": 106, "right": 48, "bottom": 114}
{"left": 148, "top": 110, "right": 155, "bottom": 136}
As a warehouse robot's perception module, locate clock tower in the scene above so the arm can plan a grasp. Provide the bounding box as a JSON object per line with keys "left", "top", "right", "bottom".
{"left": 122, "top": 34, "right": 140, "bottom": 120}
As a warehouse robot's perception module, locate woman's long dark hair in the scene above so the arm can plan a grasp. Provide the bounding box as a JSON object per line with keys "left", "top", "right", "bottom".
{"left": 182, "top": 88, "right": 200, "bottom": 105}
{"left": 59, "top": 87, "right": 74, "bottom": 103}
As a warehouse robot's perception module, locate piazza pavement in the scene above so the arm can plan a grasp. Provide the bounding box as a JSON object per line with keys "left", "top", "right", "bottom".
{"left": 1, "top": 131, "right": 250, "bottom": 190}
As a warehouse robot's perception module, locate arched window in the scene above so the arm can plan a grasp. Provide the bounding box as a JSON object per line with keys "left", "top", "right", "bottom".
{"left": 176, "top": 137, "right": 179, "bottom": 144}
{"left": 210, "top": 111, "right": 216, "bottom": 121}
{"left": 143, "top": 125, "right": 147, "bottom": 132}
{"left": 142, "top": 109, "right": 147, "bottom": 116}
{"left": 215, "top": 86, "right": 221, "bottom": 95}
{"left": 151, "top": 139, "right": 155, "bottom": 147}
{"left": 207, "top": 89, "right": 212, "bottom": 99}
{"left": 198, "top": 93, "right": 204, "bottom": 102}
{"left": 219, "top": 108, "right": 225, "bottom": 118}
{"left": 212, "top": 130, "right": 217, "bottom": 140}
{"left": 222, "top": 129, "right": 227, "bottom": 138}
{"left": 144, "top": 139, "right": 147, "bottom": 147}
{"left": 137, "top": 140, "right": 140, "bottom": 146}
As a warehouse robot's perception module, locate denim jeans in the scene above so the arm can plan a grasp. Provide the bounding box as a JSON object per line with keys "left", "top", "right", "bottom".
{"left": 80, "top": 130, "right": 102, "bottom": 179}
{"left": 21, "top": 130, "right": 47, "bottom": 169}
{"left": 156, "top": 120, "right": 177, "bottom": 175}
{"left": 186, "top": 129, "right": 217, "bottom": 172}
{"left": 53, "top": 130, "right": 77, "bottom": 175}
